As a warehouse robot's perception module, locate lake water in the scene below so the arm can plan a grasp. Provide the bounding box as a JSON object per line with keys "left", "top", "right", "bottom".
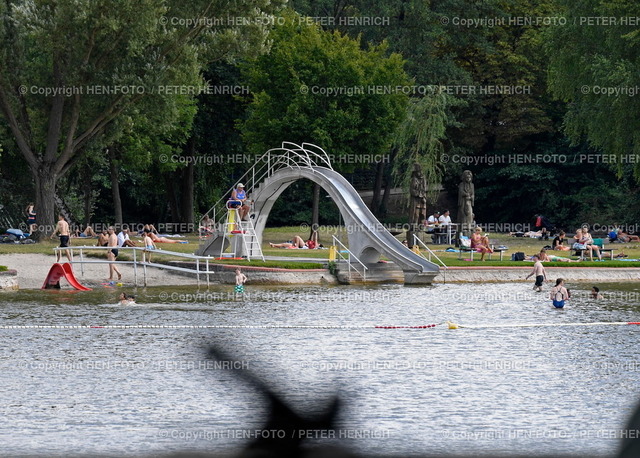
{"left": 1, "top": 281, "right": 640, "bottom": 457}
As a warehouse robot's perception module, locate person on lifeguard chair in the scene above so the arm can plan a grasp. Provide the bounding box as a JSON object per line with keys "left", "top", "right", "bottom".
{"left": 228, "top": 183, "right": 251, "bottom": 220}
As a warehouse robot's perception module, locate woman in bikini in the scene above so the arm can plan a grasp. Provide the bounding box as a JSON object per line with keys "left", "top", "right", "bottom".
{"left": 470, "top": 226, "right": 493, "bottom": 261}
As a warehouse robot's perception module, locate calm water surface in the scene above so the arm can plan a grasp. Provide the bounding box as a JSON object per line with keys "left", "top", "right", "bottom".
{"left": 1, "top": 281, "right": 640, "bottom": 456}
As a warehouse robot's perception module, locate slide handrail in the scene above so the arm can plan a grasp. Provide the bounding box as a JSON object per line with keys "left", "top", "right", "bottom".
{"left": 412, "top": 235, "right": 448, "bottom": 270}
{"left": 54, "top": 245, "right": 216, "bottom": 287}
{"left": 198, "top": 142, "right": 334, "bottom": 248}
{"left": 331, "top": 235, "right": 368, "bottom": 281}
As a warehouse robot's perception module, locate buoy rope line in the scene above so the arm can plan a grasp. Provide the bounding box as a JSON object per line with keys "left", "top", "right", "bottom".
{"left": 0, "top": 322, "right": 638, "bottom": 330}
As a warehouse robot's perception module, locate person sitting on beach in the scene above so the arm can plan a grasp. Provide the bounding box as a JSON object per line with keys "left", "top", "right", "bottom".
{"left": 148, "top": 232, "right": 186, "bottom": 244}
{"left": 117, "top": 226, "right": 137, "bottom": 247}
{"left": 73, "top": 225, "right": 97, "bottom": 237}
{"left": 97, "top": 229, "right": 109, "bottom": 247}
{"left": 552, "top": 231, "right": 570, "bottom": 251}
{"left": 143, "top": 229, "right": 157, "bottom": 263}
{"left": 549, "top": 278, "right": 569, "bottom": 308}
{"left": 229, "top": 183, "right": 251, "bottom": 221}
{"left": 573, "top": 228, "right": 602, "bottom": 261}
{"left": 470, "top": 226, "right": 493, "bottom": 261}
{"left": 617, "top": 231, "right": 640, "bottom": 243}
{"left": 426, "top": 211, "right": 440, "bottom": 232}
{"left": 438, "top": 210, "right": 452, "bottom": 226}
{"left": 200, "top": 215, "right": 214, "bottom": 236}
{"left": 138, "top": 224, "right": 158, "bottom": 236}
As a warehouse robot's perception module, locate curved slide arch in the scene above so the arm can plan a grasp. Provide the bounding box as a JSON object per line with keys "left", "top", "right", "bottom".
{"left": 250, "top": 166, "right": 439, "bottom": 283}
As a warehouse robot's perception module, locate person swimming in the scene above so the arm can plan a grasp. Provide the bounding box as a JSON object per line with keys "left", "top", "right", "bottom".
{"left": 118, "top": 293, "right": 136, "bottom": 305}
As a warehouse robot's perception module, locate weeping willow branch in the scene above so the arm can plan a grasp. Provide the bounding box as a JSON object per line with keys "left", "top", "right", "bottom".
{"left": 392, "top": 92, "right": 459, "bottom": 202}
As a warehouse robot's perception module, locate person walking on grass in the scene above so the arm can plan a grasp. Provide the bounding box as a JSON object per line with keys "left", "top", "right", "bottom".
{"left": 50, "top": 214, "right": 71, "bottom": 263}
{"left": 526, "top": 255, "right": 546, "bottom": 292}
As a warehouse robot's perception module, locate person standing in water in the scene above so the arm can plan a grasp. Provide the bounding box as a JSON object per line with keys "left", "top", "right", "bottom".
{"left": 549, "top": 278, "right": 569, "bottom": 308}
{"left": 235, "top": 268, "right": 247, "bottom": 296}
{"left": 525, "top": 255, "right": 546, "bottom": 292}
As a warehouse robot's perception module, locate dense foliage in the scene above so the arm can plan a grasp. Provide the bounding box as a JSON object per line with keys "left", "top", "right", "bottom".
{"left": 1, "top": 0, "right": 639, "bottom": 232}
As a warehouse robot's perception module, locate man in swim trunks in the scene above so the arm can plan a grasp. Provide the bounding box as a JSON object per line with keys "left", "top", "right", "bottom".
{"left": 50, "top": 214, "right": 72, "bottom": 262}
{"left": 525, "top": 255, "right": 546, "bottom": 292}
{"left": 107, "top": 226, "right": 122, "bottom": 281}
{"left": 549, "top": 278, "right": 569, "bottom": 308}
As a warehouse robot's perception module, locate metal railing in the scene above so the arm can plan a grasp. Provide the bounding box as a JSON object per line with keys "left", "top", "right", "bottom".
{"left": 198, "top": 142, "right": 334, "bottom": 250}
{"left": 412, "top": 235, "right": 448, "bottom": 269}
{"left": 54, "top": 246, "right": 217, "bottom": 287}
{"left": 412, "top": 235, "right": 447, "bottom": 282}
{"left": 331, "top": 235, "right": 368, "bottom": 281}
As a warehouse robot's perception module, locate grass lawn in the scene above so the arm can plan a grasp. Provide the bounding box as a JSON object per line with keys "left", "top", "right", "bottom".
{"left": 1, "top": 227, "right": 639, "bottom": 268}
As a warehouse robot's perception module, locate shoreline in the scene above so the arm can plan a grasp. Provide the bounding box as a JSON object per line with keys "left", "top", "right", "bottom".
{"left": 437, "top": 266, "right": 640, "bottom": 283}
{"left": 1, "top": 253, "right": 640, "bottom": 289}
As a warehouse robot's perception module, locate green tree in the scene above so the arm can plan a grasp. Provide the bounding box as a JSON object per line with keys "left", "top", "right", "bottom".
{"left": 546, "top": 0, "right": 640, "bottom": 179}
{"left": 0, "top": 0, "right": 283, "bottom": 236}
{"left": 240, "top": 9, "right": 410, "bottom": 229}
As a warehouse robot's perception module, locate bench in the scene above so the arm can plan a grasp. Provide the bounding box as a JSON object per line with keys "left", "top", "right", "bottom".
{"left": 575, "top": 248, "right": 616, "bottom": 260}
{"left": 574, "top": 238, "right": 615, "bottom": 260}
{"left": 458, "top": 246, "right": 506, "bottom": 261}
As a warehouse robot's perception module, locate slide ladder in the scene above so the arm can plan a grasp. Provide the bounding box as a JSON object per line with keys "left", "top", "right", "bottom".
{"left": 219, "top": 207, "right": 264, "bottom": 261}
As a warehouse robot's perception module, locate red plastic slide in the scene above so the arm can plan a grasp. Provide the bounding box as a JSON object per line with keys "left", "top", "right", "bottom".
{"left": 42, "top": 263, "right": 92, "bottom": 291}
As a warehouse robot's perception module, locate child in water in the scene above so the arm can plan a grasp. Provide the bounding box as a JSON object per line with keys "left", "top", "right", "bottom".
{"left": 235, "top": 268, "right": 247, "bottom": 295}
{"left": 118, "top": 293, "right": 136, "bottom": 305}
{"left": 591, "top": 286, "right": 604, "bottom": 299}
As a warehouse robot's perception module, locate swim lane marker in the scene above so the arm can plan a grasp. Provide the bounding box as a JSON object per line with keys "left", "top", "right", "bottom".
{"left": 0, "top": 322, "right": 638, "bottom": 330}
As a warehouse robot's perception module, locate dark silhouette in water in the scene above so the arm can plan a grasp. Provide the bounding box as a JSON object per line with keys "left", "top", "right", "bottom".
{"left": 207, "top": 347, "right": 353, "bottom": 458}
{"left": 178, "top": 346, "right": 639, "bottom": 458}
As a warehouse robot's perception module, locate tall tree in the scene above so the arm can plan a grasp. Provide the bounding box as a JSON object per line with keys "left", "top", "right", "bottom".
{"left": 0, "top": 0, "right": 283, "bottom": 236}
{"left": 546, "top": 0, "right": 640, "bottom": 180}
{"left": 241, "top": 9, "right": 410, "bottom": 231}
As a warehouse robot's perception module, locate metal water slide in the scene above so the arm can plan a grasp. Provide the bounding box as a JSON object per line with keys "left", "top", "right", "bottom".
{"left": 197, "top": 142, "right": 439, "bottom": 283}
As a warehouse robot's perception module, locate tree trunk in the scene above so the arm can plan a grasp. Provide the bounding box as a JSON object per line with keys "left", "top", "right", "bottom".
{"left": 180, "top": 162, "right": 195, "bottom": 228}
{"left": 379, "top": 150, "right": 397, "bottom": 218}
{"left": 180, "top": 141, "right": 196, "bottom": 230}
{"left": 83, "top": 164, "right": 93, "bottom": 226}
{"left": 164, "top": 174, "right": 181, "bottom": 223}
{"left": 309, "top": 182, "right": 320, "bottom": 241}
{"left": 108, "top": 148, "right": 123, "bottom": 225}
{"left": 370, "top": 160, "right": 385, "bottom": 215}
{"left": 33, "top": 166, "right": 57, "bottom": 240}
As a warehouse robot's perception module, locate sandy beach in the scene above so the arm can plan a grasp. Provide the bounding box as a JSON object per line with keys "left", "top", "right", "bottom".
{"left": 0, "top": 253, "right": 200, "bottom": 290}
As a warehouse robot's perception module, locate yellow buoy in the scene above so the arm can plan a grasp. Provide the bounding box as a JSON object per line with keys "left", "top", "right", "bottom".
{"left": 447, "top": 321, "right": 459, "bottom": 330}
